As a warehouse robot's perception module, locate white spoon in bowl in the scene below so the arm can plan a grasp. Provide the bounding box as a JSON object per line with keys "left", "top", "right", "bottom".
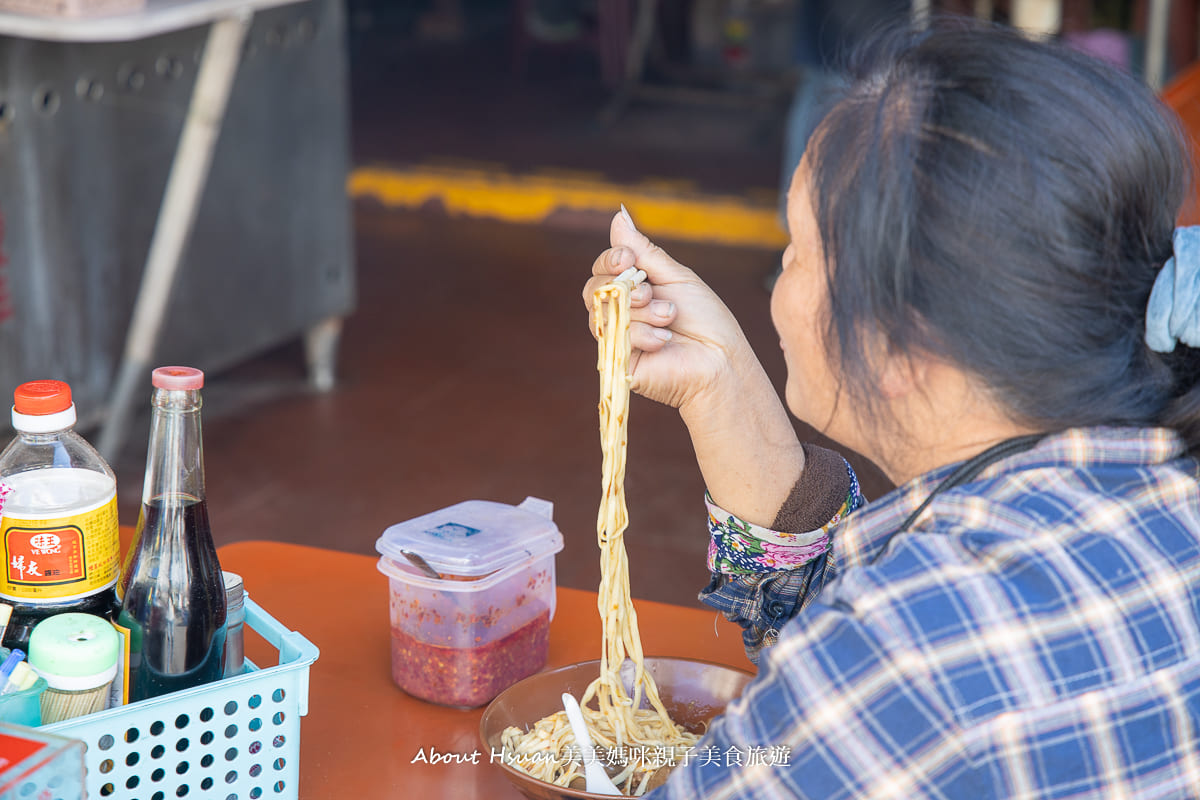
{"left": 561, "top": 693, "right": 621, "bottom": 796}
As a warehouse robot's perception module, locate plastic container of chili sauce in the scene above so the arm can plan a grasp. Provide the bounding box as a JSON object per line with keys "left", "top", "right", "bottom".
{"left": 375, "top": 497, "right": 564, "bottom": 708}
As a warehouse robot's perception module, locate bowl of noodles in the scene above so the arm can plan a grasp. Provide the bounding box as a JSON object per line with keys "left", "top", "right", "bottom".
{"left": 480, "top": 656, "right": 754, "bottom": 799}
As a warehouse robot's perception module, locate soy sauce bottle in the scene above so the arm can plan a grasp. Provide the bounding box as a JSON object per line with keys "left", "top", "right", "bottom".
{"left": 0, "top": 380, "right": 122, "bottom": 652}
{"left": 118, "top": 367, "right": 225, "bottom": 702}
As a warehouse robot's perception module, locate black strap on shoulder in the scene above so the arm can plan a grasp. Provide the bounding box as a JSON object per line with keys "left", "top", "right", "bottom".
{"left": 897, "top": 433, "right": 1048, "bottom": 533}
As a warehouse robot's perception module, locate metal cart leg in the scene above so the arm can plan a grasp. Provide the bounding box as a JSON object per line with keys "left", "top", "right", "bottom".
{"left": 303, "top": 315, "right": 343, "bottom": 392}
{"left": 98, "top": 10, "right": 253, "bottom": 460}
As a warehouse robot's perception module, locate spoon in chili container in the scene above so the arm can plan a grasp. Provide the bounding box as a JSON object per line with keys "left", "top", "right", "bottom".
{"left": 399, "top": 549, "right": 442, "bottom": 580}
{"left": 562, "top": 692, "right": 621, "bottom": 795}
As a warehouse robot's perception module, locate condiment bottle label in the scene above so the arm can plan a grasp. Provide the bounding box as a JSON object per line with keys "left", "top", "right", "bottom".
{"left": 0, "top": 493, "right": 120, "bottom": 602}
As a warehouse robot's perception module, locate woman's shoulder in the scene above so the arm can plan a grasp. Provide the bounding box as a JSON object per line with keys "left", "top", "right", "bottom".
{"left": 776, "top": 439, "right": 1200, "bottom": 728}
{"left": 818, "top": 425, "right": 1200, "bottom": 649}
{"left": 836, "top": 427, "right": 1197, "bottom": 559}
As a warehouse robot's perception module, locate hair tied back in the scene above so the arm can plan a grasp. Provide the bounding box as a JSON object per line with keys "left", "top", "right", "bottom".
{"left": 1146, "top": 226, "right": 1200, "bottom": 353}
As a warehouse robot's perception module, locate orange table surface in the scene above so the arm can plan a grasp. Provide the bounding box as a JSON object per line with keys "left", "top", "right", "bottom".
{"left": 215, "top": 540, "right": 755, "bottom": 799}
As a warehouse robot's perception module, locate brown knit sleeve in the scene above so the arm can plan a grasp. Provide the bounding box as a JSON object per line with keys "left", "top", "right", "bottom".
{"left": 771, "top": 443, "right": 852, "bottom": 532}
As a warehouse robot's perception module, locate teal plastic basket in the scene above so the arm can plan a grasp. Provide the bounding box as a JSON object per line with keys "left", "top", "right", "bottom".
{"left": 40, "top": 597, "right": 319, "bottom": 800}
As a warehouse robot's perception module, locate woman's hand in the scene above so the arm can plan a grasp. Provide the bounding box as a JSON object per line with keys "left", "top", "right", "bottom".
{"left": 582, "top": 209, "right": 757, "bottom": 414}
{"left": 582, "top": 209, "right": 806, "bottom": 527}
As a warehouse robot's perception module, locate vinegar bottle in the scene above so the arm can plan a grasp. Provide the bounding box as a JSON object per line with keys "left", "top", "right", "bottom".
{"left": 0, "top": 380, "right": 121, "bottom": 652}
{"left": 118, "top": 367, "right": 226, "bottom": 702}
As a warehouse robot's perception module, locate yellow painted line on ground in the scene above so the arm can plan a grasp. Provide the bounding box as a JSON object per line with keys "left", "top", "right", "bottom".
{"left": 348, "top": 165, "right": 789, "bottom": 250}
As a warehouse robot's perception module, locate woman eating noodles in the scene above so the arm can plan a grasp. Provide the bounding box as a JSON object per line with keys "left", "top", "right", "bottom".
{"left": 582, "top": 19, "right": 1200, "bottom": 799}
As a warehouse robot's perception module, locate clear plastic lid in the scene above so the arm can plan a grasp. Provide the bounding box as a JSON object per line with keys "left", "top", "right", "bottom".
{"left": 376, "top": 496, "right": 564, "bottom": 578}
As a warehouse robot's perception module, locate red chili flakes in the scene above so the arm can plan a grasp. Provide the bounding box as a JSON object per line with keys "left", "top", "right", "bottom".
{"left": 390, "top": 610, "right": 551, "bottom": 708}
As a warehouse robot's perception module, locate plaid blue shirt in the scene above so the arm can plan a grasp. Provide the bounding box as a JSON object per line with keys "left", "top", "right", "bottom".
{"left": 653, "top": 426, "right": 1200, "bottom": 799}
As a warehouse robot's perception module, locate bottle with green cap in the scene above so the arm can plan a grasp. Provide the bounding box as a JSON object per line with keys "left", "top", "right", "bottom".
{"left": 29, "top": 612, "right": 120, "bottom": 724}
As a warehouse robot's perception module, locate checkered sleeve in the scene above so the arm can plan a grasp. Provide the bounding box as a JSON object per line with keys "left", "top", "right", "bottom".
{"left": 698, "top": 564, "right": 836, "bottom": 664}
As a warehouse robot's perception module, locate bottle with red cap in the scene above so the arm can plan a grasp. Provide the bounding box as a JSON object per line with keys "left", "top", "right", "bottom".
{"left": 0, "top": 380, "right": 122, "bottom": 652}
{"left": 117, "top": 366, "right": 226, "bottom": 702}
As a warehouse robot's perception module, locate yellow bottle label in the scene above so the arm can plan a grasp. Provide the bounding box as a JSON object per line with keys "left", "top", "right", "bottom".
{"left": 0, "top": 493, "right": 120, "bottom": 601}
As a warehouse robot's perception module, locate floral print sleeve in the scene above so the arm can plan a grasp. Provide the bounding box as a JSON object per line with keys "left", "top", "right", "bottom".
{"left": 706, "top": 464, "right": 860, "bottom": 574}
{"left": 699, "top": 460, "right": 864, "bottom": 663}
{"left": 707, "top": 499, "right": 835, "bottom": 574}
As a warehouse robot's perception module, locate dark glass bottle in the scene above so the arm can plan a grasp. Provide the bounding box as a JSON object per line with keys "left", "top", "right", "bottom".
{"left": 118, "top": 367, "right": 226, "bottom": 702}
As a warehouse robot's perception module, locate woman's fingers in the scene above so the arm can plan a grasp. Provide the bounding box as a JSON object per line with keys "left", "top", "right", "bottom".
{"left": 583, "top": 283, "right": 676, "bottom": 348}
{"left": 584, "top": 252, "right": 655, "bottom": 310}
{"left": 629, "top": 319, "right": 674, "bottom": 352}
{"left": 629, "top": 282, "right": 653, "bottom": 307}
{"left": 584, "top": 208, "right": 691, "bottom": 349}
{"left": 631, "top": 297, "right": 677, "bottom": 328}
{"left": 592, "top": 243, "right": 635, "bottom": 278}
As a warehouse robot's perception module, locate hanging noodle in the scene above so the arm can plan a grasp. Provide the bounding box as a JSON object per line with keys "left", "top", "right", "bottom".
{"left": 499, "top": 269, "right": 700, "bottom": 795}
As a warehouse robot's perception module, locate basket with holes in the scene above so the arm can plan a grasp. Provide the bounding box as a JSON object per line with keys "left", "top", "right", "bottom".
{"left": 39, "top": 597, "right": 319, "bottom": 800}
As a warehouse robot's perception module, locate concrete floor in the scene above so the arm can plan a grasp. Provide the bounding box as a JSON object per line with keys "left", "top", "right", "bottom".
{"left": 103, "top": 7, "right": 893, "bottom": 609}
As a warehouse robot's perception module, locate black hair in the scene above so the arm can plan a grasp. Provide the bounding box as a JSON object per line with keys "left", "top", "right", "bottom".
{"left": 806, "top": 18, "right": 1200, "bottom": 453}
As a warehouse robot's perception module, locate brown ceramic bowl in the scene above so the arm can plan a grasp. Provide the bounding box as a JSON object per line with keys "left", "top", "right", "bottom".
{"left": 479, "top": 657, "right": 754, "bottom": 800}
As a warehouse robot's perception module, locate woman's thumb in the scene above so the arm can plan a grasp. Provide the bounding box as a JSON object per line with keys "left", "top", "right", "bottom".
{"left": 610, "top": 205, "right": 689, "bottom": 282}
